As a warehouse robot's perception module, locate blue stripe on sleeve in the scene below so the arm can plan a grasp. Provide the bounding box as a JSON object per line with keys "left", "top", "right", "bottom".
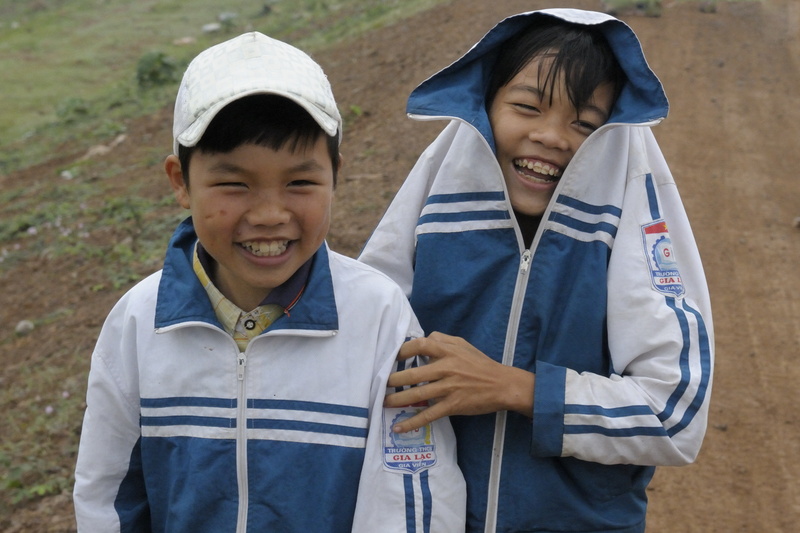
{"left": 656, "top": 297, "right": 692, "bottom": 425}
{"left": 565, "top": 425, "right": 668, "bottom": 437}
{"left": 564, "top": 297, "right": 712, "bottom": 439}
{"left": 404, "top": 474, "right": 416, "bottom": 533}
{"left": 644, "top": 174, "right": 661, "bottom": 219}
{"left": 663, "top": 299, "right": 713, "bottom": 436}
{"left": 421, "top": 470, "right": 432, "bottom": 533}
{"left": 564, "top": 404, "right": 653, "bottom": 417}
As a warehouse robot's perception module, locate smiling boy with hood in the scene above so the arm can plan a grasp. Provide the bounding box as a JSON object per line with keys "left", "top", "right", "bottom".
{"left": 360, "top": 9, "right": 714, "bottom": 532}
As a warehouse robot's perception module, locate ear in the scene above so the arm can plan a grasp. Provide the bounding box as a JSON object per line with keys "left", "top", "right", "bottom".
{"left": 165, "top": 155, "right": 191, "bottom": 210}
{"left": 333, "top": 152, "right": 345, "bottom": 190}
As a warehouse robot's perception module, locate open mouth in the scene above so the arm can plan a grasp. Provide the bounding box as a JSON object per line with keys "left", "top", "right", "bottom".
{"left": 513, "top": 158, "right": 562, "bottom": 182}
{"left": 240, "top": 240, "right": 290, "bottom": 257}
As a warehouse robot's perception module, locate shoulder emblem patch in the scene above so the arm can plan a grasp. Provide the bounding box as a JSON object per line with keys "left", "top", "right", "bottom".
{"left": 641, "top": 220, "right": 685, "bottom": 297}
{"left": 382, "top": 405, "right": 437, "bottom": 474}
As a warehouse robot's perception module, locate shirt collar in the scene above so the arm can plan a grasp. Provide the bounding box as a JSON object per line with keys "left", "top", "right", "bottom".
{"left": 195, "top": 241, "right": 311, "bottom": 311}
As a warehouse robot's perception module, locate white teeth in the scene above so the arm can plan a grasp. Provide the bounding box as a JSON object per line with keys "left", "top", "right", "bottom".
{"left": 242, "top": 241, "right": 289, "bottom": 257}
{"left": 514, "top": 158, "right": 561, "bottom": 178}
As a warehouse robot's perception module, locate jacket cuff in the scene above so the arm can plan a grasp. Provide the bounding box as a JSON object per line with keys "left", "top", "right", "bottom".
{"left": 530, "top": 361, "right": 567, "bottom": 457}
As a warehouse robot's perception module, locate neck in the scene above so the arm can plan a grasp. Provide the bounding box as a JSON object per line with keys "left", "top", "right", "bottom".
{"left": 514, "top": 211, "right": 542, "bottom": 249}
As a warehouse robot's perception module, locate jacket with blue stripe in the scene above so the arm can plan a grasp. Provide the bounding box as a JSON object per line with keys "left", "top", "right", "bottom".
{"left": 73, "top": 218, "right": 466, "bottom": 532}
{"left": 359, "top": 9, "right": 714, "bottom": 533}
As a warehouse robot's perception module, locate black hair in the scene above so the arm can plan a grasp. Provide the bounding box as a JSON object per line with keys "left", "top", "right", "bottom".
{"left": 485, "top": 18, "right": 627, "bottom": 114}
{"left": 177, "top": 94, "right": 340, "bottom": 186}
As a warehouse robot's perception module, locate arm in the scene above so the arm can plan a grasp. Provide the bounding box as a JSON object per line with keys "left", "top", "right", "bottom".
{"left": 383, "top": 333, "right": 535, "bottom": 433}
{"left": 351, "top": 297, "right": 465, "bottom": 532}
{"left": 533, "top": 133, "right": 714, "bottom": 466}
{"left": 74, "top": 306, "right": 149, "bottom": 532}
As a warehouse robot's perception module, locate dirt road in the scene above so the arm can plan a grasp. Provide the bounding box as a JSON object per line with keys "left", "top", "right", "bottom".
{"left": 327, "top": 1, "right": 800, "bottom": 530}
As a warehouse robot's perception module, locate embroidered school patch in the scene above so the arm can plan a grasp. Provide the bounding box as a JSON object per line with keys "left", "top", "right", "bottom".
{"left": 642, "top": 220, "right": 685, "bottom": 297}
{"left": 382, "top": 405, "right": 437, "bottom": 474}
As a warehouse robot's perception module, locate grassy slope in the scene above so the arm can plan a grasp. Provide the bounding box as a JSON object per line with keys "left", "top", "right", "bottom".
{"left": 0, "top": 0, "right": 446, "bottom": 517}
{"left": 0, "top": 0, "right": 443, "bottom": 173}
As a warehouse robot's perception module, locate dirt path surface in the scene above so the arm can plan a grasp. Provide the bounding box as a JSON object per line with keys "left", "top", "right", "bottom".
{"left": 3, "top": 0, "right": 799, "bottom": 531}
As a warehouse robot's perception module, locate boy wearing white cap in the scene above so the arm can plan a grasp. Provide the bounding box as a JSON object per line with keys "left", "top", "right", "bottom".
{"left": 73, "top": 32, "right": 465, "bottom": 532}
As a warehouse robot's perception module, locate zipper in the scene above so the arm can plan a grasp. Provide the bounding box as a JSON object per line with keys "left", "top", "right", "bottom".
{"left": 519, "top": 248, "right": 532, "bottom": 276}
{"left": 235, "top": 349, "right": 248, "bottom": 533}
{"left": 237, "top": 352, "right": 247, "bottom": 381}
{"left": 484, "top": 248, "right": 533, "bottom": 533}
{"left": 155, "top": 321, "right": 337, "bottom": 533}
{"left": 232, "top": 333, "right": 334, "bottom": 533}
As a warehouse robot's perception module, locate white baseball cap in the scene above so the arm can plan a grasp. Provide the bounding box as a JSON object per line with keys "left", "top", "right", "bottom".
{"left": 172, "top": 31, "right": 342, "bottom": 154}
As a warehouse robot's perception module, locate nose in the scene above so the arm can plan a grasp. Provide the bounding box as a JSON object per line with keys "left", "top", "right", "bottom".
{"left": 528, "top": 117, "right": 571, "bottom": 151}
{"left": 245, "top": 192, "right": 291, "bottom": 227}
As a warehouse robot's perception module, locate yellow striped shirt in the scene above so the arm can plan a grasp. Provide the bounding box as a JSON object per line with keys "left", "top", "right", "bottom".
{"left": 192, "top": 243, "right": 284, "bottom": 352}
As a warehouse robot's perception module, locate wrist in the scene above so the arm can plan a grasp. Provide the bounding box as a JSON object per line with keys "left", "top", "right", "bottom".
{"left": 503, "top": 366, "right": 535, "bottom": 418}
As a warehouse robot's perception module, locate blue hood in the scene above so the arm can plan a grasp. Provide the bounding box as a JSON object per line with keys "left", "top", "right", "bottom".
{"left": 406, "top": 8, "right": 668, "bottom": 149}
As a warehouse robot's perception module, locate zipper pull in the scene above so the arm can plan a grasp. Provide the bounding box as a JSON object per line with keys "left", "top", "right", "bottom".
{"left": 520, "top": 249, "right": 532, "bottom": 274}
{"left": 237, "top": 353, "right": 246, "bottom": 381}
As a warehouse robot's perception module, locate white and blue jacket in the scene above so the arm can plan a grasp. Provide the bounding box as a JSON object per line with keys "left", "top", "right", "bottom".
{"left": 73, "top": 218, "right": 466, "bottom": 532}
{"left": 359, "top": 9, "right": 714, "bottom": 533}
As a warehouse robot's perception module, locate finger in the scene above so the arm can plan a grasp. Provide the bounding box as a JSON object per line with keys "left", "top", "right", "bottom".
{"left": 390, "top": 402, "right": 448, "bottom": 434}
{"left": 383, "top": 382, "right": 440, "bottom": 407}
{"left": 386, "top": 365, "right": 439, "bottom": 388}
{"left": 396, "top": 337, "right": 428, "bottom": 361}
{"left": 426, "top": 331, "right": 464, "bottom": 345}
{"left": 397, "top": 334, "right": 460, "bottom": 361}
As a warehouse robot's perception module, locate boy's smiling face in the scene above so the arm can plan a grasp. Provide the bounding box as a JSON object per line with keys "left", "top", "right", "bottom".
{"left": 166, "top": 138, "right": 335, "bottom": 311}
{"left": 488, "top": 54, "right": 615, "bottom": 217}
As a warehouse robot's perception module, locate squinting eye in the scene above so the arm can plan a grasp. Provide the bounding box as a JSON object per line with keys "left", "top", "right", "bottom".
{"left": 513, "top": 103, "right": 540, "bottom": 113}
{"left": 289, "top": 179, "right": 317, "bottom": 187}
{"left": 575, "top": 121, "right": 599, "bottom": 134}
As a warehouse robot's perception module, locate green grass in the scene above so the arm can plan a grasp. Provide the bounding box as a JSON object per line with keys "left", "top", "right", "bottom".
{"left": 0, "top": 0, "right": 448, "bottom": 283}
{"left": 0, "top": 0, "right": 446, "bottom": 175}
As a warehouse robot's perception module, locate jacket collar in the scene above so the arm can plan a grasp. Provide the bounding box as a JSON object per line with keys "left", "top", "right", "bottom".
{"left": 155, "top": 217, "right": 338, "bottom": 331}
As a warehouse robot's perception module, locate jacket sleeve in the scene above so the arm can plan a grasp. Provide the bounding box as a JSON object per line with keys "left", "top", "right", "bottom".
{"left": 351, "top": 291, "right": 466, "bottom": 532}
{"left": 73, "top": 296, "right": 149, "bottom": 532}
{"left": 532, "top": 128, "right": 714, "bottom": 466}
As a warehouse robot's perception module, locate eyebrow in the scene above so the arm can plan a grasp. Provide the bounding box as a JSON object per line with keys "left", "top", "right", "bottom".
{"left": 208, "top": 158, "right": 325, "bottom": 176}
{"left": 507, "top": 84, "right": 545, "bottom": 100}
{"left": 288, "top": 159, "right": 326, "bottom": 174}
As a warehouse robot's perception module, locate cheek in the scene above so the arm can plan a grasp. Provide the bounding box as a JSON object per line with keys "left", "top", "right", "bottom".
{"left": 203, "top": 211, "right": 221, "bottom": 220}
{"left": 313, "top": 203, "right": 332, "bottom": 232}
{"left": 570, "top": 134, "right": 590, "bottom": 154}
{"left": 303, "top": 198, "right": 332, "bottom": 237}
